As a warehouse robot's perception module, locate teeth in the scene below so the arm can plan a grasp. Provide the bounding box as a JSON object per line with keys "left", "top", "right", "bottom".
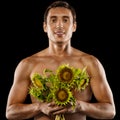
{"left": 56, "top": 31, "right": 64, "bottom": 33}
{"left": 57, "top": 33, "right": 63, "bottom": 34}
{"left": 54, "top": 30, "right": 65, "bottom": 36}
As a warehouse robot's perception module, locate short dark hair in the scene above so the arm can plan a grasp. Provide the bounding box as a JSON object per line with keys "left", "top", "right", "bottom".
{"left": 44, "top": 1, "right": 76, "bottom": 23}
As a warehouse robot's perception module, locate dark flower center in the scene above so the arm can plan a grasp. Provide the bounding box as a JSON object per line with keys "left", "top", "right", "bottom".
{"left": 59, "top": 68, "right": 73, "bottom": 82}
{"left": 56, "top": 89, "right": 68, "bottom": 102}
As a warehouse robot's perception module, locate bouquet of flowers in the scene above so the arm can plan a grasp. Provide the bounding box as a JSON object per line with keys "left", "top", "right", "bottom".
{"left": 29, "top": 64, "right": 90, "bottom": 120}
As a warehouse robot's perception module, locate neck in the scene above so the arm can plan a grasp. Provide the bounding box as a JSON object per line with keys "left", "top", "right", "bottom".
{"left": 48, "top": 41, "right": 72, "bottom": 57}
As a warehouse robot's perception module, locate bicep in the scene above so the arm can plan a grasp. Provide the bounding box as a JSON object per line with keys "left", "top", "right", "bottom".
{"left": 89, "top": 61, "right": 114, "bottom": 104}
{"left": 86, "top": 56, "right": 114, "bottom": 104}
{"left": 90, "top": 75, "right": 113, "bottom": 103}
{"left": 7, "top": 59, "right": 31, "bottom": 106}
{"left": 7, "top": 78, "right": 30, "bottom": 106}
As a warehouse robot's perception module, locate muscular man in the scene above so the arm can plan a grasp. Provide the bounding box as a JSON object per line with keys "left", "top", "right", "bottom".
{"left": 6, "top": 1, "right": 116, "bottom": 120}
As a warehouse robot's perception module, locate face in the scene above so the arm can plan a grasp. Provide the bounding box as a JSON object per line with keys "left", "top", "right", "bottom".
{"left": 43, "top": 7, "right": 76, "bottom": 44}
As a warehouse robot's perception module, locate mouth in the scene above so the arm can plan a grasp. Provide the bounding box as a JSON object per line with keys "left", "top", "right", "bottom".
{"left": 54, "top": 31, "right": 65, "bottom": 37}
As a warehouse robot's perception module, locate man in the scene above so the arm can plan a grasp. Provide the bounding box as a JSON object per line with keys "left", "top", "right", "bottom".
{"left": 6, "top": 1, "right": 116, "bottom": 120}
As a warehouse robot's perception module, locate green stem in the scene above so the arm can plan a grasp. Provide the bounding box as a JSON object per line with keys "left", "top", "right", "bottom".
{"left": 55, "top": 114, "right": 65, "bottom": 120}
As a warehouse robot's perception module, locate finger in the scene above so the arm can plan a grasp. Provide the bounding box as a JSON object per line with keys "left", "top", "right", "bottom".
{"left": 52, "top": 106, "right": 64, "bottom": 113}
{"left": 53, "top": 108, "right": 68, "bottom": 115}
{"left": 48, "top": 102, "right": 56, "bottom": 107}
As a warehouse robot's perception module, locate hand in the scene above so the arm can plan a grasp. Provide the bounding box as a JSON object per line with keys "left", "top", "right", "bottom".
{"left": 40, "top": 102, "right": 64, "bottom": 116}
{"left": 52, "top": 100, "right": 81, "bottom": 115}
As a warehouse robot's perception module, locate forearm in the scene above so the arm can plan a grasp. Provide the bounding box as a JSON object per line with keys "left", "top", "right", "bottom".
{"left": 6, "top": 103, "right": 41, "bottom": 120}
{"left": 77, "top": 101, "right": 115, "bottom": 119}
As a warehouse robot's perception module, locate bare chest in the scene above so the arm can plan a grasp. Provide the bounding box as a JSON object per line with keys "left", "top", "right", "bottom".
{"left": 30, "top": 56, "right": 92, "bottom": 102}
{"left": 30, "top": 56, "right": 85, "bottom": 75}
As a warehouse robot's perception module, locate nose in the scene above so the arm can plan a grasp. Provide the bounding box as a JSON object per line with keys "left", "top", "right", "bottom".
{"left": 56, "top": 19, "right": 63, "bottom": 28}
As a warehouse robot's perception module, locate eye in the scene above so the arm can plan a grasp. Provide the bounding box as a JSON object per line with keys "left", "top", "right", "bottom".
{"left": 63, "top": 18, "right": 68, "bottom": 23}
{"left": 51, "top": 18, "right": 57, "bottom": 23}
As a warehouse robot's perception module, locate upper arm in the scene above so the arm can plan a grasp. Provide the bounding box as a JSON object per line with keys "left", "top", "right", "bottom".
{"left": 87, "top": 56, "right": 114, "bottom": 104}
{"left": 6, "top": 59, "right": 32, "bottom": 107}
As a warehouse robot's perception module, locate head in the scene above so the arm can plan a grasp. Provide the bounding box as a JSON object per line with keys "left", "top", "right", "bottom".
{"left": 44, "top": 1, "right": 76, "bottom": 24}
{"left": 43, "top": 1, "right": 77, "bottom": 44}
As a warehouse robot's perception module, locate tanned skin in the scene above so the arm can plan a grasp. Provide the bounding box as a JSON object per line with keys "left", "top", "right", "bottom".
{"left": 6, "top": 3, "right": 116, "bottom": 120}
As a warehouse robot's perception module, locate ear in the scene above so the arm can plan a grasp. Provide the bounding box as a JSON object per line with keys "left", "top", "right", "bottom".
{"left": 72, "top": 22, "right": 77, "bottom": 32}
{"left": 43, "top": 22, "right": 47, "bottom": 32}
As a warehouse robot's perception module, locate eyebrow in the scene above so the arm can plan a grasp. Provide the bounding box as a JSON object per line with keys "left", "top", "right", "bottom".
{"left": 50, "top": 16, "right": 70, "bottom": 19}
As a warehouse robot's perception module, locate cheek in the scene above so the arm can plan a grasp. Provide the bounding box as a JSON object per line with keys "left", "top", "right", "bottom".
{"left": 67, "top": 26, "right": 75, "bottom": 33}
{"left": 46, "top": 25, "right": 53, "bottom": 32}
{"left": 46, "top": 28, "right": 54, "bottom": 38}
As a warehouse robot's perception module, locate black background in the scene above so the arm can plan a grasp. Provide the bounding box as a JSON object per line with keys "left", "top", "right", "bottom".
{"left": 1, "top": 0, "right": 119, "bottom": 120}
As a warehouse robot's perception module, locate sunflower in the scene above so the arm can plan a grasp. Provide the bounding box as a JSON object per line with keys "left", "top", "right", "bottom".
{"left": 29, "top": 64, "right": 90, "bottom": 120}
{"left": 53, "top": 86, "right": 75, "bottom": 106}
{"left": 80, "top": 79, "right": 89, "bottom": 90}
{"left": 31, "top": 73, "right": 44, "bottom": 90}
{"left": 56, "top": 64, "right": 74, "bottom": 83}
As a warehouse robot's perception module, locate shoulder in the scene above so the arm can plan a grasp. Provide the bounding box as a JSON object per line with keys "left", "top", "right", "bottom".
{"left": 73, "top": 48, "right": 100, "bottom": 65}
{"left": 15, "top": 49, "right": 49, "bottom": 72}
{"left": 73, "top": 48, "right": 103, "bottom": 71}
{"left": 81, "top": 53, "right": 100, "bottom": 66}
{"left": 81, "top": 52, "right": 103, "bottom": 70}
{"left": 14, "top": 57, "right": 34, "bottom": 75}
{"left": 79, "top": 51, "right": 105, "bottom": 78}
{"left": 17, "top": 49, "right": 48, "bottom": 66}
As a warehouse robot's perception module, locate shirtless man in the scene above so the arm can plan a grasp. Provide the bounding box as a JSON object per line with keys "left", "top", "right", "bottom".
{"left": 6, "top": 1, "right": 116, "bottom": 120}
